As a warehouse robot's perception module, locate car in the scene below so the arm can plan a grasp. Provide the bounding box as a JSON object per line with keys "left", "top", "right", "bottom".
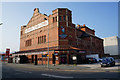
{"left": 100, "top": 57, "right": 115, "bottom": 67}
{"left": 85, "top": 57, "right": 98, "bottom": 64}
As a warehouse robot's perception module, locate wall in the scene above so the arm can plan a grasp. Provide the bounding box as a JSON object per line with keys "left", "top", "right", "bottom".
{"left": 103, "top": 36, "right": 119, "bottom": 55}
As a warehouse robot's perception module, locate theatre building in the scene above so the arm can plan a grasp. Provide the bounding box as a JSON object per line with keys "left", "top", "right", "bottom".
{"left": 13, "top": 8, "right": 104, "bottom": 64}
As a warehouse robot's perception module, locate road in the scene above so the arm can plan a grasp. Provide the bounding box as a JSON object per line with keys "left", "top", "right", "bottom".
{"left": 1, "top": 62, "right": 120, "bottom": 80}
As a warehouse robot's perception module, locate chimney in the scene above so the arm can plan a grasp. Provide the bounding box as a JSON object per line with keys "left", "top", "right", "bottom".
{"left": 77, "top": 24, "right": 80, "bottom": 29}
{"left": 83, "top": 24, "right": 86, "bottom": 27}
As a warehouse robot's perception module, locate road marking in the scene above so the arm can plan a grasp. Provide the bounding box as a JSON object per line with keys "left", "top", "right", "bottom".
{"left": 15, "top": 70, "right": 32, "bottom": 73}
{"left": 41, "top": 74, "right": 74, "bottom": 78}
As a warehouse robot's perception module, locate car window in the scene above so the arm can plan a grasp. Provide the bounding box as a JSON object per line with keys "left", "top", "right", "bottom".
{"left": 110, "top": 58, "right": 113, "bottom": 61}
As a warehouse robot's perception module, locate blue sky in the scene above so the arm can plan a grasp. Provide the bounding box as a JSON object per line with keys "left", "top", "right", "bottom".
{"left": 1, "top": 2, "right": 118, "bottom": 53}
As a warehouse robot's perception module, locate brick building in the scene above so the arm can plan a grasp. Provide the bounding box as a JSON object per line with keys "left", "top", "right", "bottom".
{"left": 13, "top": 8, "right": 104, "bottom": 64}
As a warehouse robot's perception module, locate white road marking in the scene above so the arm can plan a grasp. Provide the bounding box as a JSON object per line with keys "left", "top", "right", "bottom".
{"left": 15, "top": 70, "right": 32, "bottom": 73}
{"left": 41, "top": 74, "right": 74, "bottom": 78}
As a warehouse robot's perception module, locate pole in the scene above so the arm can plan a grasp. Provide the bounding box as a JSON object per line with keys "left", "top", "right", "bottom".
{"left": 47, "top": 20, "right": 49, "bottom": 68}
{"left": 0, "top": 23, "right": 3, "bottom": 25}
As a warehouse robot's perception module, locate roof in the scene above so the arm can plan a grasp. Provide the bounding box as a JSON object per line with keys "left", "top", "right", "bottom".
{"left": 76, "top": 28, "right": 103, "bottom": 40}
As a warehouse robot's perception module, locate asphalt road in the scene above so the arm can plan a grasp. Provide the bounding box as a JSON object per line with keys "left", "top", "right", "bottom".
{"left": 1, "top": 62, "right": 120, "bottom": 80}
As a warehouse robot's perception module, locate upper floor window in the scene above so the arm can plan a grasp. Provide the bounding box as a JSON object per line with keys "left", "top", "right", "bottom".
{"left": 44, "top": 35, "right": 46, "bottom": 43}
{"left": 53, "top": 17, "right": 54, "bottom": 23}
{"left": 38, "top": 35, "right": 46, "bottom": 44}
{"left": 25, "top": 39, "right": 32, "bottom": 47}
{"left": 59, "top": 16, "right": 62, "bottom": 21}
{"left": 63, "top": 16, "right": 66, "bottom": 21}
{"left": 55, "top": 16, "right": 57, "bottom": 22}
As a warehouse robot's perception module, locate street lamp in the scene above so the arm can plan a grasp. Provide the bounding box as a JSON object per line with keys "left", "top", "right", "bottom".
{"left": 44, "top": 18, "right": 49, "bottom": 68}
{"left": 0, "top": 23, "right": 3, "bottom": 25}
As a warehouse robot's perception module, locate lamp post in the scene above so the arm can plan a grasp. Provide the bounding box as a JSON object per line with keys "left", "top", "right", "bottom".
{"left": 46, "top": 18, "right": 49, "bottom": 68}
{"left": 0, "top": 23, "right": 3, "bottom": 25}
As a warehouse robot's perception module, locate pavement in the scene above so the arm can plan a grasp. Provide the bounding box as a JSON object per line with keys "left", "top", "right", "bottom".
{"left": 2, "top": 62, "right": 120, "bottom": 79}
{"left": 4, "top": 59, "right": 120, "bottom": 72}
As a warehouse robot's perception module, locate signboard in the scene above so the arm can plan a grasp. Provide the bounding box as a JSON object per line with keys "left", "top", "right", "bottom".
{"left": 56, "top": 57, "right": 58, "bottom": 60}
{"left": 79, "top": 51, "right": 86, "bottom": 53}
{"left": 59, "top": 34, "right": 67, "bottom": 38}
{"left": 25, "top": 20, "right": 48, "bottom": 33}
{"left": 72, "top": 56, "right": 77, "bottom": 60}
{"left": 42, "top": 55, "right": 46, "bottom": 57}
{"left": 6, "top": 48, "right": 10, "bottom": 58}
{"left": 54, "top": 52, "right": 58, "bottom": 55}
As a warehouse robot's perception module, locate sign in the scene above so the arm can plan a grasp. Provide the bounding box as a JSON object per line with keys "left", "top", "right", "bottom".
{"left": 25, "top": 20, "right": 48, "bottom": 33}
{"left": 59, "top": 34, "right": 67, "bottom": 38}
{"left": 54, "top": 52, "right": 58, "bottom": 55}
{"left": 79, "top": 51, "right": 86, "bottom": 53}
{"left": 56, "top": 57, "right": 58, "bottom": 60}
{"left": 59, "top": 26, "right": 67, "bottom": 38}
{"left": 6, "top": 48, "right": 10, "bottom": 58}
{"left": 72, "top": 56, "right": 77, "bottom": 60}
{"left": 42, "top": 55, "right": 46, "bottom": 57}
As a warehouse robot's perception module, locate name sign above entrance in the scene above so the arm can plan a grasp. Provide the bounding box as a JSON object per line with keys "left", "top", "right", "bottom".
{"left": 25, "top": 20, "right": 48, "bottom": 33}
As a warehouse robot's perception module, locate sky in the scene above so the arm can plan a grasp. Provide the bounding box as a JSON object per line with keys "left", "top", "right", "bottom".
{"left": 0, "top": 2, "right": 119, "bottom": 53}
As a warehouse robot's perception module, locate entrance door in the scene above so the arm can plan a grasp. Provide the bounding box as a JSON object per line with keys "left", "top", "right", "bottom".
{"left": 31, "top": 55, "right": 34, "bottom": 63}
{"left": 35, "top": 55, "right": 37, "bottom": 65}
{"left": 60, "top": 54, "right": 67, "bottom": 64}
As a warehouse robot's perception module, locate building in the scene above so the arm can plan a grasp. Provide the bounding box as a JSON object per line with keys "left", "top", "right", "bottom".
{"left": 13, "top": 8, "right": 104, "bottom": 64}
{"left": 0, "top": 53, "right": 12, "bottom": 61}
{"left": 103, "top": 36, "right": 120, "bottom": 56}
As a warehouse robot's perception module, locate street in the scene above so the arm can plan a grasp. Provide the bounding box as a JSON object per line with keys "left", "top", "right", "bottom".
{"left": 1, "top": 62, "right": 120, "bottom": 80}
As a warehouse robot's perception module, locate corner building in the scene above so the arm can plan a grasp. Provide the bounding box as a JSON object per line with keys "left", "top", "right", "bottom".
{"left": 14, "top": 8, "right": 104, "bottom": 64}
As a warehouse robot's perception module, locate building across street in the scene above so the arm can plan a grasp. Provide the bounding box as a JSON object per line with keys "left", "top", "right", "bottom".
{"left": 103, "top": 36, "right": 120, "bottom": 56}
{"left": 12, "top": 8, "right": 104, "bottom": 65}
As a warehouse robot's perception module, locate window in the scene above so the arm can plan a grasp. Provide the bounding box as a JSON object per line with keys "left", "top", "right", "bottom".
{"left": 25, "top": 39, "right": 32, "bottom": 47}
{"left": 68, "top": 16, "right": 71, "bottom": 22}
{"left": 63, "top": 16, "right": 66, "bottom": 21}
{"left": 38, "top": 35, "right": 46, "bottom": 44}
{"left": 42, "top": 36, "right": 44, "bottom": 43}
{"left": 59, "top": 16, "right": 62, "bottom": 21}
{"left": 40, "top": 36, "right": 41, "bottom": 44}
{"left": 44, "top": 35, "right": 46, "bottom": 43}
{"left": 38, "top": 37, "right": 39, "bottom": 44}
{"left": 53, "top": 17, "right": 54, "bottom": 23}
{"left": 55, "top": 16, "right": 57, "bottom": 22}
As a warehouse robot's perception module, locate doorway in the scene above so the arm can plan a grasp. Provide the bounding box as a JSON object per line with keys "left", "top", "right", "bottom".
{"left": 35, "top": 55, "right": 37, "bottom": 65}
{"left": 60, "top": 54, "right": 67, "bottom": 64}
{"left": 31, "top": 55, "right": 34, "bottom": 63}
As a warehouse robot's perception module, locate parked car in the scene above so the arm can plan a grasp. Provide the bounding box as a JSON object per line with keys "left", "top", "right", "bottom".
{"left": 100, "top": 57, "right": 115, "bottom": 67}
{"left": 85, "top": 57, "right": 98, "bottom": 64}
